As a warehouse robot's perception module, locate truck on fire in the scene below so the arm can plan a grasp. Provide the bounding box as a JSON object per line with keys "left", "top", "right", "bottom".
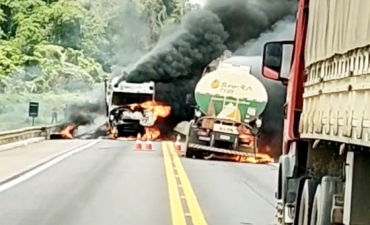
{"left": 104, "top": 75, "right": 155, "bottom": 137}
{"left": 184, "top": 55, "right": 286, "bottom": 162}
{"left": 261, "top": 0, "right": 370, "bottom": 224}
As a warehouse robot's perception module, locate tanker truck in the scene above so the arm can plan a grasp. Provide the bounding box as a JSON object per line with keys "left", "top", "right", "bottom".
{"left": 261, "top": 0, "right": 370, "bottom": 224}
{"left": 184, "top": 55, "right": 286, "bottom": 161}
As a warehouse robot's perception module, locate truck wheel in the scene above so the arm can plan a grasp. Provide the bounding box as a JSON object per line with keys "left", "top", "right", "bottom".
{"left": 185, "top": 147, "right": 195, "bottom": 158}
{"left": 185, "top": 124, "right": 203, "bottom": 159}
{"left": 310, "top": 176, "right": 343, "bottom": 225}
{"left": 310, "top": 184, "right": 321, "bottom": 225}
{"left": 298, "top": 179, "right": 319, "bottom": 225}
{"left": 185, "top": 146, "right": 204, "bottom": 159}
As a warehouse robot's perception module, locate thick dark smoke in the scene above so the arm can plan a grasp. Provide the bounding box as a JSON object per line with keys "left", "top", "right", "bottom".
{"left": 122, "top": 9, "right": 229, "bottom": 83}
{"left": 65, "top": 102, "right": 105, "bottom": 126}
{"left": 204, "top": 0, "right": 296, "bottom": 51}
{"left": 63, "top": 84, "right": 106, "bottom": 127}
{"left": 117, "top": 0, "right": 296, "bottom": 128}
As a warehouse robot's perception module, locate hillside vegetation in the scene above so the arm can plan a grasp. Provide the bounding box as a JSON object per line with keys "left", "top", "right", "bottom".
{"left": 0, "top": 0, "right": 198, "bottom": 130}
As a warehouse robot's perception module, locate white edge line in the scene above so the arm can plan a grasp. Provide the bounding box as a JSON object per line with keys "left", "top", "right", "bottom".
{"left": 0, "top": 138, "right": 100, "bottom": 193}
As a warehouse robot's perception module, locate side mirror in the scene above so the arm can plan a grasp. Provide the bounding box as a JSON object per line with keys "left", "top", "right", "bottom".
{"left": 262, "top": 41, "right": 294, "bottom": 84}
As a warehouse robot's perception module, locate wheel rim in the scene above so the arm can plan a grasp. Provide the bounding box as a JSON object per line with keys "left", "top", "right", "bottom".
{"left": 298, "top": 200, "right": 306, "bottom": 225}
{"left": 310, "top": 186, "right": 319, "bottom": 225}
{"left": 311, "top": 207, "right": 318, "bottom": 225}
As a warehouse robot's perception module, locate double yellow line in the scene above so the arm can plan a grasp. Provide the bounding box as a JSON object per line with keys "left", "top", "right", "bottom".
{"left": 162, "top": 141, "right": 207, "bottom": 225}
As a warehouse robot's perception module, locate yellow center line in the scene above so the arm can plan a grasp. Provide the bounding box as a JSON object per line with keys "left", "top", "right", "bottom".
{"left": 166, "top": 141, "right": 208, "bottom": 225}
{"left": 162, "top": 142, "right": 187, "bottom": 225}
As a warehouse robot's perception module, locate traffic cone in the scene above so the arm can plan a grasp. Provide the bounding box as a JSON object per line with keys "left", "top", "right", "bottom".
{"left": 134, "top": 133, "right": 142, "bottom": 150}
{"left": 145, "top": 135, "right": 153, "bottom": 151}
{"left": 175, "top": 134, "right": 181, "bottom": 151}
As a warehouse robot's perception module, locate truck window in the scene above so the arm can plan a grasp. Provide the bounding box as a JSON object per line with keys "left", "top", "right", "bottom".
{"left": 111, "top": 92, "right": 153, "bottom": 105}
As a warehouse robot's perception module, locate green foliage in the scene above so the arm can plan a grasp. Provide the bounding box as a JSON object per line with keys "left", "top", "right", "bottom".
{"left": 0, "top": 92, "right": 91, "bottom": 131}
{"left": 0, "top": 0, "right": 198, "bottom": 130}
{"left": 0, "top": 0, "right": 197, "bottom": 94}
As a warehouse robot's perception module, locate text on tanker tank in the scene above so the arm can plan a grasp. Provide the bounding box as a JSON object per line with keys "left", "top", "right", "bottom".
{"left": 219, "top": 81, "right": 253, "bottom": 94}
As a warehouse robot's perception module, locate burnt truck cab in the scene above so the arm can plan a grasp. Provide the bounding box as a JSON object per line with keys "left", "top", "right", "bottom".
{"left": 105, "top": 76, "right": 155, "bottom": 137}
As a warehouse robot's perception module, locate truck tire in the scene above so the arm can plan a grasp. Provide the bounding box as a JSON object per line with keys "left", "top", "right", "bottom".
{"left": 276, "top": 155, "right": 293, "bottom": 225}
{"left": 310, "top": 176, "right": 343, "bottom": 225}
{"left": 297, "top": 179, "right": 319, "bottom": 225}
{"left": 310, "top": 184, "right": 321, "bottom": 225}
{"left": 185, "top": 147, "right": 195, "bottom": 158}
{"left": 185, "top": 124, "right": 203, "bottom": 159}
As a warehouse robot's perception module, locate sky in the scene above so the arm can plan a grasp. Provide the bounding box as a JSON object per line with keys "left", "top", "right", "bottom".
{"left": 189, "top": 0, "right": 206, "bottom": 7}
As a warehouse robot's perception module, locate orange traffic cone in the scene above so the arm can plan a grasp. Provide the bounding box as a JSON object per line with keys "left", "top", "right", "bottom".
{"left": 175, "top": 134, "right": 181, "bottom": 151}
{"left": 145, "top": 135, "right": 153, "bottom": 151}
{"left": 134, "top": 133, "right": 142, "bottom": 150}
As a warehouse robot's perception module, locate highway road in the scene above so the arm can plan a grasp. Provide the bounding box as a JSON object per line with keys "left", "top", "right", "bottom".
{"left": 0, "top": 139, "right": 277, "bottom": 225}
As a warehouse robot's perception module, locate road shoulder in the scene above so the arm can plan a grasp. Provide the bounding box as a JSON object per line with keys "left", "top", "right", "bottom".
{"left": 0, "top": 140, "right": 93, "bottom": 184}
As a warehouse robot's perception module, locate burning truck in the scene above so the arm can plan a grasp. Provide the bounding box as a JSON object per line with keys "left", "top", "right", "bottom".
{"left": 105, "top": 75, "right": 170, "bottom": 140}
{"left": 184, "top": 55, "right": 286, "bottom": 163}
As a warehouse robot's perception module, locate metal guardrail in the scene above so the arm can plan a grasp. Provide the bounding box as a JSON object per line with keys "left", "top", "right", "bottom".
{"left": 0, "top": 124, "right": 62, "bottom": 146}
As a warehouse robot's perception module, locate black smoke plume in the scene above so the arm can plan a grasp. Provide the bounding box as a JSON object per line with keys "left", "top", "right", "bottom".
{"left": 117, "top": 0, "right": 296, "bottom": 127}
{"left": 62, "top": 84, "right": 107, "bottom": 127}
{"left": 65, "top": 102, "right": 105, "bottom": 126}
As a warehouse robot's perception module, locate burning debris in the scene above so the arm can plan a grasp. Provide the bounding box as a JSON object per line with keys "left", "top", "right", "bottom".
{"left": 238, "top": 153, "right": 274, "bottom": 164}
{"left": 48, "top": 98, "right": 106, "bottom": 140}
{"left": 205, "top": 148, "right": 274, "bottom": 164}
{"left": 50, "top": 123, "right": 78, "bottom": 139}
{"left": 107, "top": 100, "right": 171, "bottom": 141}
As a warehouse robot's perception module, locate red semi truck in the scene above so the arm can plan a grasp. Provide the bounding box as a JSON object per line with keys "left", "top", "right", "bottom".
{"left": 261, "top": 0, "right": 370, "bottom": 224}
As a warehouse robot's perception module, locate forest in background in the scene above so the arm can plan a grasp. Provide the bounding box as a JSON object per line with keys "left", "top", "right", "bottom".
{"left": 0, "top": 0, "right": 199, "bottom": 130}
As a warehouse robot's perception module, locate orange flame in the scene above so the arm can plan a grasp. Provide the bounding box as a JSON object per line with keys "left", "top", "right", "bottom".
{"left": 129, "top": 101, "right": 171, "bottom": 141}
{"left": 237, "top": 124, "right": 255, "bottom": 148}
{"left": 235, "top": 124, "right": 274, "bottom": 163}
{"left": 238, "top": 153, "right": 274, "bottom": 164}
{"left": 108, "top": 125, "right": 118, "bottom": 138}
{"left": 141, "top": 127, "right": 161, "bottom": 141}
{"left": 59, "top": 124, "right": 76, "bottom": 139}
{"left": 129, "top": 101, "right": 171, "bottom": 119}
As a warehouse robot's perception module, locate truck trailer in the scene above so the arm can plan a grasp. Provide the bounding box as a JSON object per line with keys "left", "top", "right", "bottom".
{"left": 184, "top": 55, "right": 286, "bottom": 161}
{"left": 261, "top": 0, "right": 370, "bottom": 224}
{"left": 104, "top": 76, "right": 155, "bottom": 137}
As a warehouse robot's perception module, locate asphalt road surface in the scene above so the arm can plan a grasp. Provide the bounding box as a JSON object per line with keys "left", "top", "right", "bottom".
{"left": 0, "top": 139, "right": 277, "bottom": 225}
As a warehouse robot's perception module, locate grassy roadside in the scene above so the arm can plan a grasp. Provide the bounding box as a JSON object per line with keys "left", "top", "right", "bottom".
{"left": 0, "top": 92, "right": 92, "bottom": 131}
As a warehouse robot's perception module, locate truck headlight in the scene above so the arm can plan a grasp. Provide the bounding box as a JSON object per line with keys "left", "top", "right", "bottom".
{"left": 195, "top": 110, "right": 201, "bottom": 117}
